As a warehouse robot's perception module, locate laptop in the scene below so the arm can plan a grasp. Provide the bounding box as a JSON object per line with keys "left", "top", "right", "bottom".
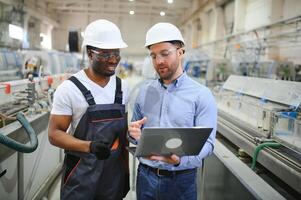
{"left": 129, "top": 127, "right": 212, "bottom": 157}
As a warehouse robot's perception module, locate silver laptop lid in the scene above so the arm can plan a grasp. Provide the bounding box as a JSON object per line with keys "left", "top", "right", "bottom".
{"left": 134, "top": 127, "right": 212, "bottom": 157}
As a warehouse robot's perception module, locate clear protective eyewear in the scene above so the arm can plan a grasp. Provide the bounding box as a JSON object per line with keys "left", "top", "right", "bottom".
{"left": 90, "top": 49, "right": 121, "bottom": 60}
{"left": 149, "top": 48, "right": 179, "bottom": 60}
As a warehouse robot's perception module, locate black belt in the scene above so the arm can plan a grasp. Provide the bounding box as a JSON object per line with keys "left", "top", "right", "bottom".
{"left": 140, "top": 163, "right": 196, "bottom": 177}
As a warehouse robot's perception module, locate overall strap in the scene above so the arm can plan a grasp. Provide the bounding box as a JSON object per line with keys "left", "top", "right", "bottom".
{"left": 114, "top": 76, "right": 123, "bottom": 104}
{"left": 69, "top": 76, "right": 96, "bottom": 106}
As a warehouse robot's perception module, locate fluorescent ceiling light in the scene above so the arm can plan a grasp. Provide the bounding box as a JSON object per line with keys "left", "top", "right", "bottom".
{"left": 129, "top": 0, "right": 134, "bottom": 2}
{"left": 167, "top": 0, "right": 173, "bottom": 4}
{"left": 9, "top": 24, "right": 23, "bottom": 41}
{"left": 129, "top": 10, "right": 135, "bottom": 15}
{"left": 160, "top": 11, "right": 166, "bottom": 16}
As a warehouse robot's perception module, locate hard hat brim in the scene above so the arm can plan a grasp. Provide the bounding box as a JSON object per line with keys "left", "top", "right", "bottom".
{"left": 144, "top": 39, "right": 185, "bottom": 48}
{"left": 82, "top": 40, "right": 128, "bottom": 49}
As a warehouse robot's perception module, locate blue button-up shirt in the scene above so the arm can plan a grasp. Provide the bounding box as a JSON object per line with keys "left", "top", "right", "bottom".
{"left": 131, "top": 72, "right": 217, "bottom": 170}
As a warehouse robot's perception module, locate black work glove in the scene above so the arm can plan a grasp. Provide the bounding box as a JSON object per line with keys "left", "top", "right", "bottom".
{"left": 90, "top": 141, "right": 110, "bottom": 160}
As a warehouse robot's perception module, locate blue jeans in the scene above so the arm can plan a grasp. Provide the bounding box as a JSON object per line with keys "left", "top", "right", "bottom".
{"left": 136, "top": 164, "right": 197, "bottom": 200}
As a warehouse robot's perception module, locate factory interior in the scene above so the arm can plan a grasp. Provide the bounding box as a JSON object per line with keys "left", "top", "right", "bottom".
{"left": 0, "top": 0, "right": 301, "bottom": 199}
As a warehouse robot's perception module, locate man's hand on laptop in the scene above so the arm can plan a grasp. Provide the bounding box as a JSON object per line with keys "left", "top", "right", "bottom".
{"left": 148, "top": 154, "right": 181, "bottom": 166}
{"left": 129, "top": 117, "right": 147, "bottom": 140}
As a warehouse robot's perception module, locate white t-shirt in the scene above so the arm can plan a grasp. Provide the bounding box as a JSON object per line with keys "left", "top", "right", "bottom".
{"left": 51, "top": 69, "right": 129, "bottom": 135}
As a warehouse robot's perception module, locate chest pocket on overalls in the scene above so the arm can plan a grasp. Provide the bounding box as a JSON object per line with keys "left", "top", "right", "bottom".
{"left": 88, "top": 107, "right": 125, "bottom": 150}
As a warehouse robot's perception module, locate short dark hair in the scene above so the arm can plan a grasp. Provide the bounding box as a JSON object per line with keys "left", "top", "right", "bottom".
{"left": 169, "top": 40, "right": 185, "bottom": 48}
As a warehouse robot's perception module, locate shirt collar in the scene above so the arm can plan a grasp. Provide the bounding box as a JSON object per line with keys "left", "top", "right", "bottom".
{"left": 158, "top": 71, "right": 187, "bottom": 89}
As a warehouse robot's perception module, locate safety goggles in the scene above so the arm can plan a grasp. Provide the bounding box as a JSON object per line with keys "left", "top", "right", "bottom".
{"left": 90, "top": 49, "right": 121, "bottom": 60}
{"left": 149, "top": 48, "right": 179, "bottom": 60}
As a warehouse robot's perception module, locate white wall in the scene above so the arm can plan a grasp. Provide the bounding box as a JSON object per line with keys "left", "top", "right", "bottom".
{"left": 283, "top": 0, "right": 301, "bottom": 18}
{"left": 52, "top": 13, "right": 90, "bottom": 52}
{"left": 119, "top": 16, "right": 149, "bottom": 56}
{"left": 244, "top": 0, "right": 272, "bottom": 30}
{"left": 180, "top": 0, "right": 301, "bottom": 64}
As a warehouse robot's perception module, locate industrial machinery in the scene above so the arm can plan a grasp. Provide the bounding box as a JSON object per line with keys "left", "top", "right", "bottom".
{"left": 0, "top": 49, "right": 81, "bottom": 83}
{"left": 185, "top": 58, "right": 233, "bottom": 87}
{"left": 0, "top": 43, "right": 85, "bottom": 200}
{"left": 236, "top": 61, "right": 296, "bottom": 81}
{"left": 0, "top": 49, "right": 23, "bottom": 82}
{"left": 0, "top": 48, "right": 108, "bottom": 199}
{"left": 294, "top": 64, "right": 301, "bottom": 82}
{"left": 22, "top": 50, "right": 81, "bottom": 76}
{"left": 0, "top": 73, "right": 68, "bottom": 199}
{"left": 213, "top": 75, "right": 301, "bottom": 198}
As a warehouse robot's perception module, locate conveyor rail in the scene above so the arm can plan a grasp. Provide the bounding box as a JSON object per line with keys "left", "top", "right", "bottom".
{"left": 218, "top": 110, "right": 301, "bottom": 194}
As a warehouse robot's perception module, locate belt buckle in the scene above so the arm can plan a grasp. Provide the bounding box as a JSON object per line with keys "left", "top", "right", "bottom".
{"left": 156, "top": 168, "right": 163, "bottom": 176}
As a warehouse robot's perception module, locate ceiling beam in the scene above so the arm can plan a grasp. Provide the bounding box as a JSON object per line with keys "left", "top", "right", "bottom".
{"left": 57, "top": 8, "right": 177, "bottom": 18}
{"left": 45, "top": 0, "right": 192, "bottom": 9}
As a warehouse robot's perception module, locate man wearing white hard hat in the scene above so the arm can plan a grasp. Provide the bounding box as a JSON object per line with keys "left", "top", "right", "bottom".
{"left": 48, "top": 19, "right": 130, "bottom": 200}
{"left": 128, "top": 22, "right": 217, "bottom": 200}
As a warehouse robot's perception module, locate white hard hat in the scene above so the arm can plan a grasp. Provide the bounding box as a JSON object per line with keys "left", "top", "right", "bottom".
{"left": 82, "top": 19, "right": 127, "bottom": 49}
{"left": 145, "top": 22, "right": 185, "bottom": 47}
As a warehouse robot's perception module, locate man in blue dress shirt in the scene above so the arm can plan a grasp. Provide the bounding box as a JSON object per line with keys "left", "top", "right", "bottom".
{"left": 128, "top": 22, "right": 217, "bottom": 200}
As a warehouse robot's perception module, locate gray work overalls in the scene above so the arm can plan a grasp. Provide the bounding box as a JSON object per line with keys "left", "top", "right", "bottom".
{"left": 61, "top": 76, "right": 129, "bottom": 200}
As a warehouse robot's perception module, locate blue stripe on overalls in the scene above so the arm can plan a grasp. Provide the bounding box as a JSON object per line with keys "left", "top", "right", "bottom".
{"left": 60, "top": 76, "right": 129, "bottom": 200}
